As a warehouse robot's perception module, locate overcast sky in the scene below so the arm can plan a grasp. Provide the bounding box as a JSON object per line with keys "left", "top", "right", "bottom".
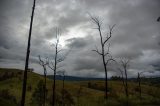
{"left": 0, "top": 0, "right": 160, "bottom": 78}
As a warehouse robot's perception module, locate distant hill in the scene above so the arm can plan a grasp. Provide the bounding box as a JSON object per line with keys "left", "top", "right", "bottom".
{"left": 47, "top": 75, "right": 160, "bottom": 84}
{"left": 0, "top": 68, "right": 105, "bottom": 106}
{"left": 47, "top": 75, "right": 105, "bottom": 81}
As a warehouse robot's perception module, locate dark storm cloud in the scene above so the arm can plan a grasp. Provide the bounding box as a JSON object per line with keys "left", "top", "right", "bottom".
{"left": 0, "top": 0, "right": 160, "bottom": 77}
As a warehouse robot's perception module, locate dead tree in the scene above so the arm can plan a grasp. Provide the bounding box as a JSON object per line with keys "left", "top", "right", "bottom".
{"left": 118, "top": 68, "right": 125, "bottom": 89}
{"left": 38, "top": 55, "right": 48, "bottom": 106}
{"left": 120, "top": 59, "right": 130, "bottom": 106}
{"left": 90, "top": 16, "right": 115, "bottom": 99}
{"left": 48, "top": 28, "right": 69, "bottom": 106}
{"left": 137, "top": 71, "right": 154, "bottom": 100}
{"left": 121, "top": 59, "right": 129, "bottom": 98}
{"left": 21, "top": 0, "right": 36, "bottom": 106}
{"left": 137, "top": 72, "right": 142, "bottom": 100}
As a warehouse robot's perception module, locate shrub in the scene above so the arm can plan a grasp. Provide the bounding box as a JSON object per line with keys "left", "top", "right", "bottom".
{"left": 0, "top": 89, "right": 17, "bottom": 105}
{"left": 62, "top": 89, "right": 75, "bottom": 106}
{"left": 48, "top": 89, "right": 75, "bottom": 106}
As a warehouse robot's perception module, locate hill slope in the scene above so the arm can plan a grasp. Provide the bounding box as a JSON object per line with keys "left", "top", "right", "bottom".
{"left": 0, "top": 68, "right": 160, "bottom": 106}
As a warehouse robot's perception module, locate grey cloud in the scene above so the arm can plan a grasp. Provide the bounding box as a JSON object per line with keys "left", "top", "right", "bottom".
{"left": 66, "top": 37, "right": 88, "bottom": 48}
{"left": 0, "top": 0, "right": 160, "bottom": 77}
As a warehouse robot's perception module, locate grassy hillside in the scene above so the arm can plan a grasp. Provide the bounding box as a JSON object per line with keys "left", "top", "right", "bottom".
{"left": 0, "top": 68, "right": 160, "bottom": 106}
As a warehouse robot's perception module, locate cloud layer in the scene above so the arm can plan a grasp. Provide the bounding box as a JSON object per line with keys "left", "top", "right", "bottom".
{"left": 0, "top": 0, "right": 160, "bottom": 77}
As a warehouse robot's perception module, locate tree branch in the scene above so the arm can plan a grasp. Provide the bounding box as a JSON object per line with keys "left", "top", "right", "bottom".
{"left": 92, "top": 50, "right": 102, "bottom": 55}
{"left": 105, "top": 55, "right": 116, "bottom": 66}
{"left": 47, "top": 58, "right": 55, "bottom": 71}
{"left": 103, "top": 25, "right": 115, "bottom": 45}
{"left": 38, "top": 55, "right": 48, "bottom": 66}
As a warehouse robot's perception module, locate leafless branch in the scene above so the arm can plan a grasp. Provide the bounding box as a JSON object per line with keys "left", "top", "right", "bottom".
{"left": 92, "top": 46, "right": 102, "bottom": 55}
{"left": 103, "top": 25, "right": 115, "bottom": 45}
{"left": 47, "top": 58, "right": 55, "bottom": 71}
{"left": 120, "top": 58, "right": 130, "bottom": 70}
{"left": 38, "top": 55, "right": 48, "bottom": 66}
{"left": 57, "top": 49, "right": 63, "bottom": 54}
{"left": 104, "top": 43, "right": 110, "bottom": 56}
{"left": 118, "top": 68, "right": 123, "bottom": 76}
{"left": 105, "top": 58, "right": 116, "bottom": 66}
{"left": 89, "top": 15, "right": 102, "bottom": 28}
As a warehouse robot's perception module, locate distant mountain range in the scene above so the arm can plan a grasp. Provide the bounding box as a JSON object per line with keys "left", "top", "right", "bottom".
{"left": 47, "top": 75, "right": 160, "bottom": 86}
{"left": 47, "top": 75, "right": 105, "bottom": 81}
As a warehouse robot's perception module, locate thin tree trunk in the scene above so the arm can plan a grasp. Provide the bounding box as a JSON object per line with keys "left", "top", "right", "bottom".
{"left": 21, "top": 0, "right": 36, "bottom": 106}
{"left": 44, "top": 67, "right": 46, "bottom": 106}
{"left": 53, "top": 57, "right": 57, "bottom": 105}
{"left": 120, "top": 71, "right": 125, "bottom": 89}
{"left": 53, "top": 57, "right": 57, "bottom": 106}
{"left": 124, "top": 68, "right": 128, "bottom": 106}
{"left": 99, "top": 25, "right": 108, "bottom": 99}
{"left": 53, "top": 70, "right": 56, "bottom": 106}
{"left": 138, "top": 72, "right": 142, "bottom": 100}
{"left": 104, "top": 70, "right": 108, "bottom": 99}
{"left": 90, "top": 16, "right": 115, "bottom": 100}
{"left": 124, "top": 69, "right": 128, "bottom": 97}
{"left": 102, "top": 55, "right": 108, "bottom": 99}
{"left": 38, "top": 55, "right": 47, "bottom": 106}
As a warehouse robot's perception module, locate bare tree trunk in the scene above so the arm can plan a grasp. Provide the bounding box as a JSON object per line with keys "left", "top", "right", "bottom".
{"left": 119, "top": 59, "right": 130, "bottom": 106}
{"left": 101, "top": 43, "right": 108, "bottom": 99}
{"left": 104, "top": 71, "right": 108, "bottom": 99}
{"left": 124, "top": 68, "right": 128, "bottom": 98}
{"left": 120, "top": 69, "right": 125, "bottom": 89}
{"left": 21, "top": 0, "right": 36, "bottom": 106}
{"left": 44, "top": 67, "right": 47, "bottom": 106}
{"left": 103, "top": 59, "right": 108, "bottom": 99}
{"left": 53, "top": 69, "right": 56, "bottom": 106}
{"left": 52, "top": 42, "right": 58, "bottom": 106}
{"left": 90, "top": 16, "right": 115, "bottom": 99}
{"left": 124, "top": 68, "right": 129, "bottom": 106}
{"left": 38, "top": 55, "right": 48, "bottom": 106}
{"left": 137, "top": 72, "right": 142, "bottom": 100}
{"left": 47, "top": 29, "right": 69, "bottom": 106}
{"left": 120, "top": 64, "right": 128, "bottom": 106}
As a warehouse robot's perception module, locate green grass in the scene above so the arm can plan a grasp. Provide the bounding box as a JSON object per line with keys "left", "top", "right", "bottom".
{"left": 0, "top": 68, "right": 160, "bottom": 106}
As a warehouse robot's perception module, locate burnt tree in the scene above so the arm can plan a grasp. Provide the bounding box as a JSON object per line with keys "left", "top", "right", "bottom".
{"left": 137, "top": 71, "right": 154, "bottom": 100}
{"left": 48, "top": 28, "right": 69, "bottom": 106}
{"left": 137, "top": 72, "right": 142, "bottom": 100}
{"left": 118, "top": 68, "right": 125, "bottom": 89}
{"left": 120, "top": 59, "right": 130, "bottom": 106}
{"left": 21, "top": 0, "right": 36, "bottom": 106}
{"left": 38, "top": 55, "right": 48, "bottom": 106}
{"left": 90, "top": 16, "right": 115, "bottom": 99}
